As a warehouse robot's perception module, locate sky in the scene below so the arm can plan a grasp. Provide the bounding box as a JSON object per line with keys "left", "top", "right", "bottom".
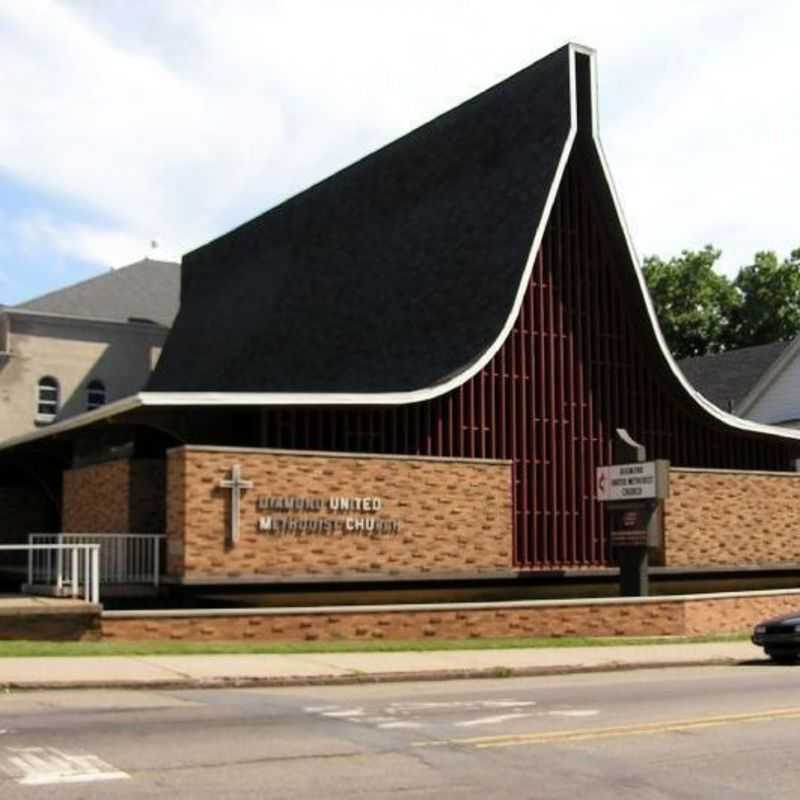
{"left": 1, "top": 0, "right": 799, "bottom": 305}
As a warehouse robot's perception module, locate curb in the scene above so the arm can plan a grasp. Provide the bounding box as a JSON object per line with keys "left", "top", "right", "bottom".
{"left": 0, "top": 656, "right": 747, "bottom": 692}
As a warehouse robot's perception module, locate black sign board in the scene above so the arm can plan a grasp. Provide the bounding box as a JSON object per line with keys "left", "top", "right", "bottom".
{"left": 609, "top": 505, "right": 651, "bottom": 547}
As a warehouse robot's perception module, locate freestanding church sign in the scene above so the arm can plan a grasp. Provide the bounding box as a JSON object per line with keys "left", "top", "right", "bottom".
{"left": 595, "top": 431, "right": 670, "bottom": 596}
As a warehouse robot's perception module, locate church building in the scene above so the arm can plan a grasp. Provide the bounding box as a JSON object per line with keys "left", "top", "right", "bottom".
{"left": 3, "top": 44, "right": 800, "bottom": 590}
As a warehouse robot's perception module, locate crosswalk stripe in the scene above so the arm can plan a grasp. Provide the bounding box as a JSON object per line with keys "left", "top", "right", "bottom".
{"left": 3, "top": 746, "right": 130, "bottom": 786}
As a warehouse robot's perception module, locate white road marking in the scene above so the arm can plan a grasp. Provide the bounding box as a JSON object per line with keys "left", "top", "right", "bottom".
{"left": 3, "top": 746, "right": 129, "bottom": 786}
{"left": 304, "top": 699, "right": 601, "bottom": 732}
{"left": 454, "top": 713, "right": 534, "bottom": 728}
{"left": 389, "top": 702, "right": 475, "bottom": 711}
{"left": 482, "top": 701, "right": 538, "bottom": 709}
{"left": 322, "top": 708, "right": 365, "bottom": 718}
{"left": 388, "top": 700, "right": 536, "bottom": 712}
{"left": 547, "top": 709, "right": 600, "bottom": 718}
{"left": 377, "top": 721, "right": 424, "bottom": 730}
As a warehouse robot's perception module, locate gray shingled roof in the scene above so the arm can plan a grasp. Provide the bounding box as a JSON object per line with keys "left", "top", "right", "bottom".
{"left": 150, "top": 46, "right": 571, "bottom": 393}
{"left": 678, "top": 340, "right": 791, "bottom": 410}
{"left": 15, "top": 258, "right": 180, "bottom": 327}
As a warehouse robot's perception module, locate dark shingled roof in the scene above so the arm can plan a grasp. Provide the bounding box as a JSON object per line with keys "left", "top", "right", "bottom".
{"left": 678, "top": 340, "right": 791, "bottom": 410}
{"left": 149, "top": 46, "right": 572, "bottom": 393}
{"left": 16, "top": 258, "right": 180, "bottom": 327}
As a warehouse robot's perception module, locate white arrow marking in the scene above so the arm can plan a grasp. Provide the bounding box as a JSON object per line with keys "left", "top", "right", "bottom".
{"left": 546, "top": 709, "right": 600, "bottom": 718}
{"left": 454, "top": 713, "right": 535, "bottom": 727}
{"left": 378, "top": 721, "right": 424, "bottom": 730}
{"left": 322, "top": 708, "right": 365, "bottom": 718}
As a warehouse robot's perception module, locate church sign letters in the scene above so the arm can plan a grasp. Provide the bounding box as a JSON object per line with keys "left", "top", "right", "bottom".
{"left": 257, "top": 495, "right": 400, "bottom": 536}
{"left": 218, "top": 464, "right": 401, "bottom": 545}
{"left": 595, "top": 460, "right": 669, "bottom": 502}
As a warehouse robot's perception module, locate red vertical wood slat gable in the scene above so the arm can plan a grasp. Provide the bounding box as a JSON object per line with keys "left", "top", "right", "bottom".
{"left": 258, "top": 154, "right": 799, "bottom": 569}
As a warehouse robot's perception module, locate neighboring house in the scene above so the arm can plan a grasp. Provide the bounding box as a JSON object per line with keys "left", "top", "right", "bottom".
{"left": 679, "top": 338, "right": 800, "bottom": 427}
{"left": 0, "top": 258, "right": 180, "bottom": 441}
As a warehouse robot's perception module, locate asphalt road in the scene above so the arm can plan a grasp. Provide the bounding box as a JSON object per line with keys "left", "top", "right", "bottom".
{"left": 1, "top": 663, "right": 800, "bottom": 798}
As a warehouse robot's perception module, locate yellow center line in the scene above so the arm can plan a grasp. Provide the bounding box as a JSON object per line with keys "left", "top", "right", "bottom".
{"left": 413, "top": 707, "right": 800, "bottom": 749}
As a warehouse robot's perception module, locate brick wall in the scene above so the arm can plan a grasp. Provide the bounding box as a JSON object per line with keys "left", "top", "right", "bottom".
{"left": 100, "top": 589, "right": 800, "bottom": 641}
{"left": 664, "top": 468, "right": 800, "bottom": 567}
{"left": 166, "top": 446, "right": 513, "bottom": 581}
{"left": 63, "top": 459, "right": 165, "bottom": 533}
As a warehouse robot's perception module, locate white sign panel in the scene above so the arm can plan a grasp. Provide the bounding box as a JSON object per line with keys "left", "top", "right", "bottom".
{"left": 596, "top": 461, "right": 663, "bottom": 502}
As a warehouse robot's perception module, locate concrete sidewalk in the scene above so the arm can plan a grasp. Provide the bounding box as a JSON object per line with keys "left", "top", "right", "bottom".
{"left": 0, "top": 640, "right": 765, "bottom": 691}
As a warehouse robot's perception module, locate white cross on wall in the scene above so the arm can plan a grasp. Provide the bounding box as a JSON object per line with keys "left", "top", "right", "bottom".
{"left": 218, "top": 464, "right": 254, "bottom": 545}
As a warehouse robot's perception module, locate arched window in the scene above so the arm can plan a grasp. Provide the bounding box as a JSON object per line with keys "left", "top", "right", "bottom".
{"left": 37, "top": 376, "right": 59, "bottom": 422}
{"left": 87, "top": 379, "right": 106, "bottom": 411}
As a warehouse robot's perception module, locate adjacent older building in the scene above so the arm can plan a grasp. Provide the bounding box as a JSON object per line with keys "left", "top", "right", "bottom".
{"left": 0, "top": 259, "right": 179, "bottom": 441}
{"left": 679, "top": 337, "right": 800, "bottom": 428}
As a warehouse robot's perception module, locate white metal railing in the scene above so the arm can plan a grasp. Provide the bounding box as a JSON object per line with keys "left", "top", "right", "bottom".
{"left": 0, "top": 543, "right": 100, "bottom": 604}
{"left": 28, "top": 533, "right": 165, "bottom": 588}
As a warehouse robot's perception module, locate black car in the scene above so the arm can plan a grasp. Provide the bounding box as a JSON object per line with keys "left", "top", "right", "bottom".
{"left": 752, "top": 611, "right": 800, "bottom": 663}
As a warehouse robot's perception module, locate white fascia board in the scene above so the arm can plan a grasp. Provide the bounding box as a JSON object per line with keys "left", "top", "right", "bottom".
{"left": 735, "top": 335, "right": 800, "bottom": 416}
{"left": 0, "top": 394, "right": 144, "bottom": 452}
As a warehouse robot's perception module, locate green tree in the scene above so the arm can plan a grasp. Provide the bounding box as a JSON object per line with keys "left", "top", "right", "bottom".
{"left": 727, "top": 249, "right": 800, "bottom": 349}
{"left": 642, "top": 246, "right": 740, "bottom": 359}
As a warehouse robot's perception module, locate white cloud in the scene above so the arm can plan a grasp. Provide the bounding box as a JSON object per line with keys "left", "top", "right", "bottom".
{"left": 13, "top": 213, "right": 177, "bottom": 268}
{"left": 0, "top": 0, "right": 798, "bottom": 296}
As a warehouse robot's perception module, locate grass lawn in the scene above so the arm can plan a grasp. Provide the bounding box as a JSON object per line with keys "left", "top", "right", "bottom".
{"left": 0, "top": 633, "right": 748, "bottom": 658}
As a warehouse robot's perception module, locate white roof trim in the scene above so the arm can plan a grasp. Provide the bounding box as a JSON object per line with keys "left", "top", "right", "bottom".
{"left": 0, "top": 395, "right": 144, "bottom": 452}
{"left": 575, "top": 47, "right": 800, "bottom": 444}
{"left": 135, "top": 46, "right": 800, "bottom": 443}
{"left": 150, "top": 47, "right": 579, "bottom": 413}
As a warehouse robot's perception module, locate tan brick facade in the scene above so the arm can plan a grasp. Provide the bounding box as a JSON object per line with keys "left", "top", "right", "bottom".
{"left": 63, "top": 459, "right": 165, "bottom": 533}
{"left": 166, "top": 446, "right": 513, "bottom": 581}
{"left": 55, "top": 457, "right": 800, "bottom": 579}
{"left": 664, "top": 468, "right": 800, "bottom": 567}
{"left": 100, "top": 589, "right": 800, "bottom": 642}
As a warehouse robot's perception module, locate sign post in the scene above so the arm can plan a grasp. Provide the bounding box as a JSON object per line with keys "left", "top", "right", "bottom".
{"left": 596, "top": 430, "right": 669, "bottom": 597}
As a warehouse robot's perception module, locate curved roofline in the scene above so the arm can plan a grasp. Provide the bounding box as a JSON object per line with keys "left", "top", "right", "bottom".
{"left": 4, "top": 44, "right": 800, "bottom": 452}
{"left": 141, "top": 44, "right": 800, "bottom": 444}
{"left": 575, "top": 50, "right": 800, "bottom": 443}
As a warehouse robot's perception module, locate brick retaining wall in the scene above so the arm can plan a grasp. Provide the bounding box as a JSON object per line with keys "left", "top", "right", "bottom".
{"left": 665, "top": 469, "right": 800, "bottom": 567}
{"left": 101, "top": 589, "right": 800, "bottom": 642}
